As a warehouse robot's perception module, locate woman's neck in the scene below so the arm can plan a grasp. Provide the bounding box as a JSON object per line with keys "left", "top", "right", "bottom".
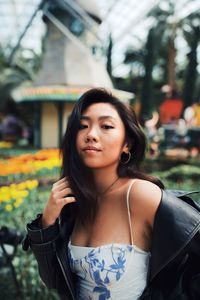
{"left": 91, "top": 166, "right": 121, "bottom": 196}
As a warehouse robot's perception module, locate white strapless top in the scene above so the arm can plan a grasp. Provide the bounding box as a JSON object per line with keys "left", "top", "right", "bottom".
{"left": 67, "top": 180, "right": 151, "bottom": 300}
{"left": 68, "top": 241, "right": 150, "bottom": 300}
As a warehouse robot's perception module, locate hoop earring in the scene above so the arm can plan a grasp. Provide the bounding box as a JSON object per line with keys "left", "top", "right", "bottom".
{"left": 120, "top": 151, "right": 131, "bottom": 164}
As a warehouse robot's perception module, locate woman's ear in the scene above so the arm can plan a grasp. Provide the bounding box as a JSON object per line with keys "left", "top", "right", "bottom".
{"left": 122, "top": 142, "right": 129, "bottom": 153}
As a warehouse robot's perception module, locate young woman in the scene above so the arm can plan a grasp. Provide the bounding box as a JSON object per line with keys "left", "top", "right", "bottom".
{"left": 23, "top": 88, "right": 200, "bottom": 300}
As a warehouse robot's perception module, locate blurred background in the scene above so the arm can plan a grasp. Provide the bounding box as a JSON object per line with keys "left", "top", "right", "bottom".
{"left": 0, "top": 0, "right": 199, "bottom": 299}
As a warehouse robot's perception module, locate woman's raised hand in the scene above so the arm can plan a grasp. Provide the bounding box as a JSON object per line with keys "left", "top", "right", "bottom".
{"left": 42, "top": 177, "right": 76, "bottom": 228}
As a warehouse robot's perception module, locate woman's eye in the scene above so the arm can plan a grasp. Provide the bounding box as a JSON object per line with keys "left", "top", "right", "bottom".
{"left": 79, "top": 124, "right": 88, "bottom": 129}
{"left": 102, "top": 124, "right": 114, "bottom": 129}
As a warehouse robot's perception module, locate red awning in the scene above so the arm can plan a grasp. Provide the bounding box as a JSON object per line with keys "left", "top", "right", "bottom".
{"left": 159, "top": 99, "right": 183, "bottom": 124}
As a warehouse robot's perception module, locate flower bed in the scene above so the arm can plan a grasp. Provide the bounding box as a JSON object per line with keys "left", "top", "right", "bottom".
{"left": 0, "top": 148, "right": 61, "bottom": 299}
{"left": 0, "top": 179, "right": 38, "bottom": 214}
{"left": 0, "top": 149, "right": 61, "bottom": 184}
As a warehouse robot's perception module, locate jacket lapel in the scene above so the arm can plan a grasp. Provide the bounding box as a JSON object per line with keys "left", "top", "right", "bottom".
{"left": 149, "top": 189, "right": 200, "bottom": 282}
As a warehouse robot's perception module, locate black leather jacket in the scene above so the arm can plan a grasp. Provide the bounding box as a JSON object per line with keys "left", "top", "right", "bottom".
{"left": 23, "top": 189, "right": 200, "bottom": 300}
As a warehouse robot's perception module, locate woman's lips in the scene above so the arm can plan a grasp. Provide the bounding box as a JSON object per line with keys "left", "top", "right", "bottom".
{"left": 82, "top": 146, "right": 101, "bottom": 153}
{"left": 83, "top": 146, "right": 101, "bottom": 151}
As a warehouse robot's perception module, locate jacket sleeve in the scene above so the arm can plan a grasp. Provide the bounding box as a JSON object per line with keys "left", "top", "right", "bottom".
{"left": 171, "top": 194, "right": 200, "bottom": 299}
{"left": 22, "top": 213, "right": 64, "bottom": 289}
{"left": 188, "top": 230, "right": 200, "bottom": 298}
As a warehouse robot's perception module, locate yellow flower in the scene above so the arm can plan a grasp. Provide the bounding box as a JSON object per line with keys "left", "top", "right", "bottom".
{"left": 14, "top": 198, "right": 23, "bottom": 208}
{"left": 14, "top": 190, "right": 29, "bottom": 198}
{"left": 26, "top": 179, "right": 39, "bottom": 189}
{"left": 10, "top": 183, "right": 17, "bottom": 189}
{"left": 0, "top": 194, "right": 10, "bottom": 202}
{"left": 5, "top": 204, "right": 13, "bottom": 212}
{"left": 0, "top": 141, "right": 13, "bottom": 149}
{"left": 0, "top": 186, "right": 9, "bottom": 193}
{"left": 17, "top": 182, "right": 27, "bottom": 190}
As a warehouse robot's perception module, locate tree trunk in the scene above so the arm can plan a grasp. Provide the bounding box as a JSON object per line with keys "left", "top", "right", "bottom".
{"left": 183, "top": 26, "right": 200, "bottom": 108}
{"left": 140, "top": 28, "right": 156, "bottom": 125}
{"left": 168, "top": 37, "right": 176, "bottom": 89}
{"left": 106, "top": 34, "right": 113, "bottom": 80}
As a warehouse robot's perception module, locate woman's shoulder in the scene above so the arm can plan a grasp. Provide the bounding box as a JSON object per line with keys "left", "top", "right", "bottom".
{"left": 130, "top": 178, "right": 162, "bottom": 199}
{"left": 129, "top": 179, "right": 162, "bottom": 228}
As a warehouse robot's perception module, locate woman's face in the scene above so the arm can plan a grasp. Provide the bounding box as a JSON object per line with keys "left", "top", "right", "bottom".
{"left": 76, "top": 102, "right": 128, "bottom": 170}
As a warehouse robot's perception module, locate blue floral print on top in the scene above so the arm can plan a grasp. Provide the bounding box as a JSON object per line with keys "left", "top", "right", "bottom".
{"left": 68, "top": 241, "right": 150, "bottom": 300}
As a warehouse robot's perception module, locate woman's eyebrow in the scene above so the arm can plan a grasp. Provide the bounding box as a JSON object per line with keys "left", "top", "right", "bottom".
{"left": 81, "top": 115, "right": 117, "bottom": 121}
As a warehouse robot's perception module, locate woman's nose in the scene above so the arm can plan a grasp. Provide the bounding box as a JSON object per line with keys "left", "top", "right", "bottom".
{"left": 85, "top": 128, "right": 99, "bottom": 142}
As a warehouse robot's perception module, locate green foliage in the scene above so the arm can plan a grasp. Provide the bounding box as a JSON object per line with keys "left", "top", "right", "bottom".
{"left": 0, "top": 166, "right": 60, "bottom": 184}
{"left": 140, "top": 28, "right": 157, "bottom": 122}
{"left": 1, "top": 187, "right": 59, "bottom": 300}
{"left": 154, "top": 164, "right": 200, "bottom": 181}
{"left": 0, "top": 148, "right": 37, "bottom": 158}
{"left": 152, "top": 164, "right": 200, "bottom": 203}
{"left": 122, "top": 3, "right": 200, "bottom": 113}
{"left": 182, "top": 21, "right": 200, "bottom": 107}
{"left": 0, "top": 42, "right": 43, "bottom": 110}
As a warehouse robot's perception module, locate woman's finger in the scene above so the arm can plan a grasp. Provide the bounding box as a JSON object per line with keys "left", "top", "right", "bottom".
{"left": 61, "top": 197, "right": 76, "bottom": 205}
{"left": 56, "top": 181, "right": 69, "bottom": 190}
{"left": 53, "top": 180, "right": 69, "bottom": 191}
{"left": 54, "top": 177, "right": 68, "bottom": 187}
{"left": 56, "top": 188, "right": 74, "bottom": 198}
{"left": 59, "top": 177, "right": 67, "bottom": 183}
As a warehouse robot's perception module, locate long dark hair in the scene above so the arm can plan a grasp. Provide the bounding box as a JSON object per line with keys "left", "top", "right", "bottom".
{"left": 61, "top": 88, "right": 164, "bottom": 225}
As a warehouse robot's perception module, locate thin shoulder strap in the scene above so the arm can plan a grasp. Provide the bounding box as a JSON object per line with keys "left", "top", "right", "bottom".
{"left": 126, "top": 180, "right": 136, "bottom": 246}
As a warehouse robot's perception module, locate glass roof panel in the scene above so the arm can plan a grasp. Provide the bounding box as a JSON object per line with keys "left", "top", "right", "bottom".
{"left": 0, "top": 0, "right": 199, "bottom": 76}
